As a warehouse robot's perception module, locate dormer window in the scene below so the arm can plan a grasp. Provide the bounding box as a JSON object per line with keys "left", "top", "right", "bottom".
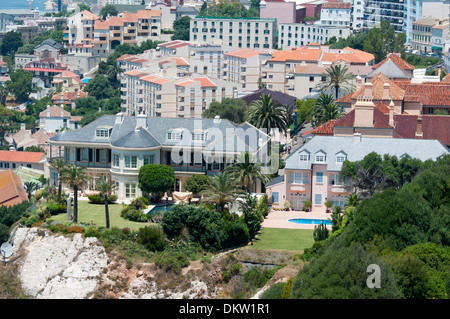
{"left": 192, "top": 130, "right": 207, "bottom": 141}
{"left": 167, "top": 128, "right": 183, "bottom": 140}
{"left": 335, "top": 151, "right": 347, "bottom": 163}
{"left": 315, "top": 150, "right": 327, "bottom": 162}
{"left": 95, "top": 128, "right": 110, "bottom": 138}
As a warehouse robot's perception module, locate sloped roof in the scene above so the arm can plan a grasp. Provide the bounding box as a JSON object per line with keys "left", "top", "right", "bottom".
{"left": 0, "top": 150, "right": 45, "bottom": 163}
{"left": 239, "top": 88, "right": 297, "bottom": 106}
{"left": 352, "top": 73, "right": 405, "bottom": 100}
{"left": 372, "top": 53, "right": 415, "bottom": 71}
{"left": 268, "top": 47, "right": 322, "bottom": 62}
{"left": 302, "top": 120, "right": 336, "bottom": 137}
{"left": 396, "top": 82, "right": 450, "bottom": 106}
{"left": 333, "top": 107, "right": 393, "bottom": 129}
{"left": 39, "top": 104, "right": 71, "bottom": 118}
{"left": 0, "top": 170, "right": 28, "bottom": 207}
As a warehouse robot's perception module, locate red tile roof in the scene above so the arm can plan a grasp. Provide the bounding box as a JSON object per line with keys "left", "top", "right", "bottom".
{"left": 0, "top": 150, "right": 45, "bottom": 163}
{"left": 334, "top": 108, "right": 393, "bottom": 129}
{"left": 0, "top": 169, "right": 28, "bottom": 207}
{"left": 396, "top": 82, "right": 450, "bottom": 106}
{"left": 302, "top": 120, "right": 336, "bottom": 136}
{"left": 372, "top": 53, "right": 415, "bottom": 71}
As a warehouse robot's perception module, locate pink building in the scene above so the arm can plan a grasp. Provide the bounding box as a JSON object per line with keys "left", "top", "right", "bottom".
{"left": 260, "top": 1, "right": 297, "bottom": 24}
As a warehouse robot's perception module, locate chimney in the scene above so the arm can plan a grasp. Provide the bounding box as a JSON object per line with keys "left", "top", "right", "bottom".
{"left": 20, "top": 123, "right": 26, "bottom": 131}
{"left": 415, "top": 116, "right": 423, "bottom": 137}
{"left": 136, "top": 112, "right": 147, "bottom": 129}
{"left": 365, "top": 82, "right": 373, "bottom": 98}
{"left": 382, "top": 83, "right": 390, "bottom": 100}
{"left": 355, "top": 75, "right": 362, "bottom": 92}
{"left": 214, "top": 114, "right": 221, "bottom": 124}
{"left": 47, "top": 105, "right": 51, "bottom": 117}
{"left": 115, "top": 112, "right": 124, "bottom": 124}
{"left": 389, "top": 99, "right": 394, "bottom": 126}
{"left": 353, "top": 131, "right": 362, "bottom": 143}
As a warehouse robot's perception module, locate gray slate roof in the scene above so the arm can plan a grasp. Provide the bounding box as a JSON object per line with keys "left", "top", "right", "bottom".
{"left": 284, "top": 135, "right": 449, "bottom": 171}
{"left": 368, "top": 59, "right": 411, "bottom": 79}
{"left": 50, "top": 114, "right": 269, "bottom": 154}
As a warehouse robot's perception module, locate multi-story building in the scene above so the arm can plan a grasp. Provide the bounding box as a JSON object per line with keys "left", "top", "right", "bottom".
{"left": 277, "top": 22, "right": 351, "bottom": 49}
{"left": 319, "top": 1, "right": 352, "bottom": 27}
{"left": 363, "top": 0, "right": 405, "bottom": 33}
{"left": 352, "top": 0, "right": 365, "bottom": 30}
{"left": 411, "top": 16, "right": 449, "bottom": 53}
{"left": 49, "top": 114, "right": 270, "bottom": 200}
{"left": 188, "top": 44, "right": 224, "bottom": 79}
{"left": 223, "top": 48, "right": 270, "bottom": 92}
{"left": 190, "top": 16, "right": 278, "bottom": 50}
{"left": 261, "top": 44, "right": 375, "bottom": 97}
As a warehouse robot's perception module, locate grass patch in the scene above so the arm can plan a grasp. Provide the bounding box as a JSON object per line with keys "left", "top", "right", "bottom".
{"left": 49, "top": 200, "right": 153, "bottom": 231}
{"left": 250, "top": 228, "right": 314, "bottom": 252}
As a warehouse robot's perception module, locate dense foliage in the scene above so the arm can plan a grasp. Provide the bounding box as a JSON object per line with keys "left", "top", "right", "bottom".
{"left": 138, "top": 164, "right": 175, "bottom": 196}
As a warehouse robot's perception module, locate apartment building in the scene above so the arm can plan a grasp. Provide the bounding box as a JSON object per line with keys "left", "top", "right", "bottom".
{"left": 431, "top": 19, "right": 450, "bottom": 53}
{"left": 120, "top": 67, "right": 235, "bottom": 118}
{"left": 411, "top": 16, "right": 450, "bottom": 53}
{"left": 319, "top": 1, "right": 352, "bottom": 27}
{"left": 49, "top": 114, "right": 270, "bottom": 200}
{"left": 261, "top": 44, "right": 374, "bottom": 96}
{"left": 278, "top": 22, "right": 351, "bottom": 49}
{"left": 188, "top": 44, "right": 224, "bottom": 79}
{"left": 266, "top": 134, "right": 449, "bottom": 211}
{"left": 190, "top": 17, "right": 277, "bottom": 50}
{"left": 363, "top": 0, "right": 405, "bottom": 33}
{"left": 223, "top": 48, "right": 270, "bottom": 92}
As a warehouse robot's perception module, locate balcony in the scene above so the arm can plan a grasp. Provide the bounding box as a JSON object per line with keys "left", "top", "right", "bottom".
{"left": 290, "top": 184, "right": 308, "bottom": 192}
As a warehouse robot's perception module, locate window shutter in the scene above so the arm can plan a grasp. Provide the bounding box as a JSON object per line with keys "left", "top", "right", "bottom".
{"left": 76, "top": 148, "right": 80, "bottom": 161}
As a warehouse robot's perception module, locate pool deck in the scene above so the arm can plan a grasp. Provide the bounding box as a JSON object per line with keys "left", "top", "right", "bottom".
{"left": 262, "top": 210, "right": 333, "bottom": 230}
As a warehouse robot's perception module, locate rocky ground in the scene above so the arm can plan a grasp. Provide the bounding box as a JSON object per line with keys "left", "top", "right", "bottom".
{"left": 8, "top": 227, "right": 301, "bottom": 299}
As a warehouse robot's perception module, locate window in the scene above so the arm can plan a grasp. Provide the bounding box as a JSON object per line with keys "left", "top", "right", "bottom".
{"left": 336, "top": 154, "right": 346, "bottom": 163}
{"left": 309, "top": 76, "right": 314, "bottom": 82}
{"left": 315, "top": 194, "right": 322, "bottom": 205}
{"left": 212, "top": 161, "right": 220, "bottom": 170}
{"left": 290, "top": 172, "right": 309, "bottom": 184}
{"left": 143, "top": 154, "right": 155, "bottom": 165}
{"left": 329, "top": 173, "right": 343, "bottom": 186}
{"left": 113, "top": 154, "right": 120, "bottom": 167}
{"left": 100, "top": 149, "right": 108, "bottom": 162}
{"left": 299, "top": 154, "right": 309, "bottom": 161}
{"left": 192, "top": 131, "right": 206, "bottom": 141}
{"left": 167, "top": 129, "right": 183, "bottom": 140}
{"left": 125, "top": 183, "right": 136, "bottom": 198}
{"left": 272, "top": 192, "right": 279, "bottom": 203}
{"left": 95, "top": 128, "right": 109, "bottom": 138}
{"left": 81, "top": 148, "right": 89, "bottom": 161}
{"left": 316, "top": 172, "right": 323, "bottom": 183}
{"left": 315, "top": 153, "right": 326, "bottom": 162}
{"left": 125, "top": 155, "right": 137, "bottom": 168}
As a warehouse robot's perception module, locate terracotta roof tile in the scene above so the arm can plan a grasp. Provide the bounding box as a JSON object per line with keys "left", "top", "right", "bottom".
{"left": 193, "top": 77, "right": 216, "bottom": 87}
{"left": 372, "top": 53, "right": 415, "bottom": 71}
{"left": 302, "top": 120, "right": 336, "bottom": 136}
{"left": 0, "top": 170, "right": 28, "bottom": 207}
{"left": 0, "top": 150, "right": 45, "bottom": 164}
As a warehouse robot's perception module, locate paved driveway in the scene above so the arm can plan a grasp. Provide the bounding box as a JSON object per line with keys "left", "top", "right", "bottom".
{"left": 262, "top": 210, "right": 333, "bottom": 229}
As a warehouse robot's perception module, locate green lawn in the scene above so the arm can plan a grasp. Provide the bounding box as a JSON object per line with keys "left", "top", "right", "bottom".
{"left": 48, "top": 200, "right": 153, "bottom": 231}
{"left": 250, "top": 228, "right": 315, "bottom": 252}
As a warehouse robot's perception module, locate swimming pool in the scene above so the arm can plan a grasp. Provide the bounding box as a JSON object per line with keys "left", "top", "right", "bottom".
{"left": 148, "top": 204, "right": 174, "bottom": 214}
{"left": 288, "top": 218, "right": 332, "bottom": 225}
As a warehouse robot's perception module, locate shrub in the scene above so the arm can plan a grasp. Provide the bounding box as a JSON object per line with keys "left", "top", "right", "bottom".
{"left": 67, "top": 225, "right": 84, "bottom": 233}
{"left": 34, "top": 189, "right": 44, "bottom": 201}
{"left": 0, "top": 224, "right": 10, "bottom": 243}
{"left": 120, "top": 206, "right": 152, "bottom": 223}
{"left": 243, "top": 267, "right": 276, "bottom": 289}
{"left": 45, "top": 202, "right": 66, "bottom": 215}
{"left": 155, "top": 251, "right": 190, "bottom": 274}
{"left": 25, "top": 216, "right": 40, "bottom": 228}
{"left": 88, "top": 194, "right": 118, "bottom": 204}
{"left": 84, "top": 227, "right": 101, "bottom": 238}
{"left": 261, "top": 282, "right": 285, "bottom": 299}
{"left": 136, "top": 226, "right": 165, "bottom": 251}
{"left": 313, "top": 221, "right": 329, "bottom": 242}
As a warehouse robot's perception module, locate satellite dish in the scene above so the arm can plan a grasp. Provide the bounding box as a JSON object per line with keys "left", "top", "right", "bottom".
{"left": 1, "top": 242, "right": 13, "bottom": 259}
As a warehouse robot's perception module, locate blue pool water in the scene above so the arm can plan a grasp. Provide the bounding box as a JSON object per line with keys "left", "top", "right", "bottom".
{"left": 148, "top": 204, "right": 174, "bottom": 214}
{"left": 289, "top": 218, "right": 332, "bottom": 225}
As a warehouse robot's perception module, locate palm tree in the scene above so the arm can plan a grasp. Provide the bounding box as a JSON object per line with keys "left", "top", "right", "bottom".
{"left": 245, "top": 94, "right": 288, "bottom": 135}
{"left": 95, "top": 177, "right": 116, "bottom": 229}
{"left": 59, "top": 164, "right": 91, "bottom": 223}
{"left": 317, "top": 64, "right": 355, "bottom": 99}
{"left": 345, "top": 193, "right": 361, "bottom": 208}
{"left": 225, "top": 151, "right": 269, "bottom": 192}
{"left": 200, "top": 172, "right": 243, "bottom": 213}
{"left": 312, "top": 93, "right": 342, "bottom": 127}
{"left": 24, "top": 181, "right": 39, "bottom": 199}
{"left": 49, "top": 158, "right": 67, "bottom": 203}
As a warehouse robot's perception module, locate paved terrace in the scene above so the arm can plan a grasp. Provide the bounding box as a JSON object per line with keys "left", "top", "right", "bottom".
{"left": 262, "top": 210, "right": 332, "bottom": 230}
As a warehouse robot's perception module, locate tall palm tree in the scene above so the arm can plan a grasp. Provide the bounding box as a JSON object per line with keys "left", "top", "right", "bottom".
{"left": 225, "top": 151, "right": 269, "bottom": 192}
{"left": 49, "top": 158, "right": 67, "bottom": 203}
{"left": 95, "top": 177, "right": 116, "bottom": 229}
{"left": 24, "top": 181, "right": 39, "bottom": 199}
{"left": 312, "top": 93, "right": 342, "bottom": 127}
{"left": 317, "top": 64, "right": 355, "bottom": 99}
{"left": 59, "top": 164, "right": 91, "bottom": 223}
{"left": 200, "top": 172, "right": 243, "bottom": 213}
{"left": 245, "top": 94, "right": 288, "bottom": 135}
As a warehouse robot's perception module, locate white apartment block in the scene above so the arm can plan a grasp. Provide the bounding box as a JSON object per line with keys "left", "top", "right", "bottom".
{"left": 319, "top": 1, "right": 352, "bottom": 27}
{"left": 188, "top": 44, "right": 225, "bottom": 79}
{"left": 352, "top": 0, "right": 365, "bottom": 29}
{"left": 223, "top": 48, "right": 272, "bottom": 92}
{"left": 278, "top": 23, "right": 351, "bottom": 49}
{"left": 190, "top": 17, "right": 278, "bottom": 50}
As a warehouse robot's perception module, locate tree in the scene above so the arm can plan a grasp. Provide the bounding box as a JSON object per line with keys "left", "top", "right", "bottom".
{"left": 200, "top": 172, "right": 242, "bottom": 213}
{"left": 59, "top": 164, "right": 91, "bottom": 223}
{"left": 24, "top": 181, "right": 39, "bottom": 199}
{"left": 295, "top": 98, "right": 316, "bottom": 127}
{"left": 99, "top": 4, "right": 118, "bottom": 20}
{"left": 172, "top": 16, "right": 191, "bottom": 41}
{"left": 317, "top": 64, "right": 354, "bottom": 99}
{"left": 95, "top": 177, "right": 116, "bottom": 229}
{"left": 0, "top": 85, "right": 9, "bottom": 106}
{"left": 311, "top": 93, "right": 342, "bottom": 127}
{"left": 0, "top": 31, "right": 23, "bottom": 56}
{"left": 246, "top": 94, "right": 288, "bottom": 135}
{"left": 49, "top": 158, "right": 67, "bottom": 203}
{"left": 225, "top": 151, "right": 269, "bottom": 191}
{"left": 313, "top": 221, "right": 329, "bottom": 242}
{"left": 138, "top": 164, "right": 175, "bottom": 198}
{"left": 202, "top": 98, "right": 247, "bottom": 124}
{"left": 6, "top": 69, "right": 32, "bottom": 103}
{"left": 84, "top": 74, "right": 115, "bottom": 100}
{"left": 363, "top": 20, "right": 406, "bottom": 63}
{"left": 184, "top": 174, "right": 210, "bottom": 196}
